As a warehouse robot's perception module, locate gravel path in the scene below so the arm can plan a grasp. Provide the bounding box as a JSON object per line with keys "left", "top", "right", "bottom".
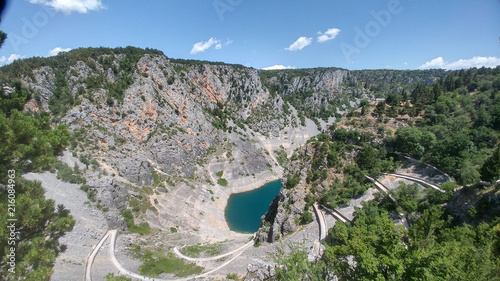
{"left": 23, "top": 172, "right": 108, "bottom": 281}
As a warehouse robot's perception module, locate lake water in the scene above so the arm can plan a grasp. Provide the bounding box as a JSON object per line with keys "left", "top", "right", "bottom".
{"left": 225, "top": 180, "right": 282, "bottom": 233}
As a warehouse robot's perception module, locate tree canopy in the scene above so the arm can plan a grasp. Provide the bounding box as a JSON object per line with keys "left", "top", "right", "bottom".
{"left": 0, "top": 67, "right": 74, "bottom": 278}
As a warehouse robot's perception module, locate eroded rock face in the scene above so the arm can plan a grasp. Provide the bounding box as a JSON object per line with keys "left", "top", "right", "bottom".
{"left": 256, "top": 145, "right": 314, "bottom": 243}
{"left": 16, "top": 49, "right": 432, "bottom": 237}
{"left": 245, "top": 259, "right": 275, "bottom": 281}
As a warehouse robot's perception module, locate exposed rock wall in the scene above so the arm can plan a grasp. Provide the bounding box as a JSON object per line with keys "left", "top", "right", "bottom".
{"left": 9, "top": 48, "right": 445, "bottom": 235}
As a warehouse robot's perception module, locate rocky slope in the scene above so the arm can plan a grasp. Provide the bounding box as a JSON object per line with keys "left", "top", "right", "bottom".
{"left": 0, "top": 46, "right": 450, "bottom": 279}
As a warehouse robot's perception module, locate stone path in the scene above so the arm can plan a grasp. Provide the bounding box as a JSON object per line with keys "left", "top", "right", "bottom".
{"left": 382, "top": 173, "right": 445, "bottom": 193}
{"left": 312, "top": 203, "right": 327, "bottom": 240}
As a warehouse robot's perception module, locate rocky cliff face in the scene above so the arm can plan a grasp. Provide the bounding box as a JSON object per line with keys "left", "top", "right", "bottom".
{"left": 2, "top": 47, "right": 446, "bottom": 236}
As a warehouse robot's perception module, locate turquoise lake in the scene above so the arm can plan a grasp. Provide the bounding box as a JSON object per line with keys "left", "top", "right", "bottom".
{"left": 225, "top": 180, "right": 282, "bottom": 233}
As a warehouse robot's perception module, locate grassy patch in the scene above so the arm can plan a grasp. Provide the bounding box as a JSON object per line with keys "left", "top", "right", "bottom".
{"left": 217, "top": 178, "right": 228, "bottom": 187}
{"left": 151, "top": 169, "right": 161, "bottom": 186}
{"left": 80, "top": 184, "right": 96, "bottom": 202}
{"left": 139, "top": 251, "right": 203, "bottom": 278}
{"left": 121, "top": 209, "right": 151, "bottom": 235}
{"left": 105, "top": 273, "right": 132, "bottom": 281}
{"left": 274, "top": 148, "right": 289, "bottom": 167}
{"left": 180, "top": 243, "right": 221, "bottom": 257}
{"left": 54, "top": 160, "right": 86, "bottom": 184}
{"left": 226, "top": 273, "right": 241, "bottom": 281}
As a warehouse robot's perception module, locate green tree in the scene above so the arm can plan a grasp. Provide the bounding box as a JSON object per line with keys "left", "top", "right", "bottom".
{"left": 273, "top": 242, "right": 325, "bottom": 281}
{"left": 323, "top": 202, "right": 407, "bottom": 281}
{"left": 390, "top": 182, "right": 421, "bottom": 216}
{"left": 394, "top": 127, "right": 431, "bottom": 158}
{"left": 481, "top": 145, "right": 500, "bottom": 182}
{"left": 0, "top": 110, "right": 69, "bottom": 173}
{"left": 0, "top": 77, "right": 74, "bottom": 279}
{"left": 460, "top": 161, "right": 481, "bottom": 185}
{"left": 0, "top": 17, "right": 6, "bottom": 49}
{"left": 357, "top": 144, "right": 382, "bottom": 176}
{"left": 0, "top": 180, "right": 75, "bottom": 280}
{"left": 375, "top": 101, "right": 386, "bottom": 115}
{"left": 0, "top": 31, "right": 6, "bottom": 48}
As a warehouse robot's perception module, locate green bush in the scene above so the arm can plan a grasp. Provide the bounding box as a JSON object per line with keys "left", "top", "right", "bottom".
{"left": 121, "top": 209, "right": 151, "bottom": 235}
{"left": 54, "top": 161, "right": 86, "bottom": 184}
{"left": 139, "top": 251, "right": 202, "bottom": 277}
{"left": 286, "top": 173, "right": 300, "bottom": 188}
{"left": 217, "top": 178, "right": 228, "bottom": 187}
{"left": 299, "top": 210, "right": 314, "bottom": 225}
{"left": 105, "top": 273, "right": 131, "bottom": 281}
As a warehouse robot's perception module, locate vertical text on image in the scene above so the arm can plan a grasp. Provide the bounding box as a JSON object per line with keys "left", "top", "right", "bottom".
{"left": 6, "top": 169, "right": 17, "bottom": 274}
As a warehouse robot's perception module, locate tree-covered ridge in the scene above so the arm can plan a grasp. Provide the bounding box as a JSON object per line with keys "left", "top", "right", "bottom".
{"left": 270, "top": 66, "right": 500, "bottom": 280}
{"left": 0, "top": 83, "right": 75, "bottom": 280}
{"left": 0, "top": 46, "right": 164, "bottom": 81}
{"left": 273, "top": 182, "right": 500, "bottom": 281}
{"left": 350, "top": 68, "right": 449, "bottom": 97}
{"left": 387, "top": 66, "right": 500, "bottom": 184}
{"left": 260, "top": 67, "right": 448, "bottom": 124}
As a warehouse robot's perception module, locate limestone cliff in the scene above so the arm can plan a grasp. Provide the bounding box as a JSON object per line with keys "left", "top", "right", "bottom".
{"left": 0, "top": 47, "right": 446, "bottom": 236}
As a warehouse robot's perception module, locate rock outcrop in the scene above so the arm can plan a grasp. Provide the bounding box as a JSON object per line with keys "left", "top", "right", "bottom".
{"left": 2, "top": 47, "right": 447, "bottom": 235}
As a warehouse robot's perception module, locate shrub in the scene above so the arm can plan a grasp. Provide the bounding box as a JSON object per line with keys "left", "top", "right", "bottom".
{"left": 299, "top": 210, "right": 314, "bottom": 225}
{"left": 217, "top": 178, "right": 228, "bottom": 187}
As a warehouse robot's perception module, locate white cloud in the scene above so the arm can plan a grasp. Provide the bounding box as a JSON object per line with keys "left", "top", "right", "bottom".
{"left": 262, "top": 65, "right": 296, "bottom": 70}
{"left": 190, "top": 37, "right": 224, "bottom": 54}
{"left": 285, "top": 37, "right": 312, "bottom": 51}
{"left": 419, "top": 56, "right": 500, "bottom": 70}
{"left": 28, "top": 0, "right": 104, "bottom": 14}
{"left": 317, "top": 28, "right": 341, "bottom": 43}
{"left": 0, "top": 54, "right": 25, "bottom": 66}
{"left": 48, "top": 47, "right": 72, "bottom": 56}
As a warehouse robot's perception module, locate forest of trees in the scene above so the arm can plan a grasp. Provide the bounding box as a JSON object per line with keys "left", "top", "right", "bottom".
{"left": 0, "top": 82, "right": 75, "bottom": 279}
{"left": 0, "top": 40, "right": 499, "bottom": 280}
{"left": 273, "top": 67, "right": 500, "bottom": 280}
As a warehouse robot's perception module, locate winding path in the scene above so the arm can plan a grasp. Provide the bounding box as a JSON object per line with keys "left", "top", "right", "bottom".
{"left": 365, "top": 175, "right": 398, "bottom": 203}
{"left": 85, "top": 230, "right": 112, "bottom": 281}
{"left": 321, "top": 206, "right": 350, "bottom": 223}
{"left": 394, "top": 153, "right": 453, "bottom": 182}
{"left": 172, "top": 238, "right": 254, "bottom": 262}
{"left": 86, "top": 170, "right": 443, "bottom": 279}
{"left": 382, "top": 173, "right": 445, "bottom": 193}
{"left": 86, "top": 229, "right": 255, "bottom": 281}
{"left": 312, "top": 203, "right": 327, "bottom": 240}
{"left": 365, "top": 175, "right": 410, "bottom": 230}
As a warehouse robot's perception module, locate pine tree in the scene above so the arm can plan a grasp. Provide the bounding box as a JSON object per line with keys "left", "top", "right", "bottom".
{"left": 480, "top": 145, "right": 500, "bottom": 182}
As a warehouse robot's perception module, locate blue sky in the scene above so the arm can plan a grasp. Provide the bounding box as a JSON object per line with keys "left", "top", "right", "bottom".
{"left": 0, "top": 0, "right": 499, "bottom": 70}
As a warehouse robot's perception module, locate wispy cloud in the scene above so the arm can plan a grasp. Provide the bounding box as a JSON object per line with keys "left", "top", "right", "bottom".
{"left": 285, "top": 37, "right": 312, "bottom": 51}
{"left": 191, "top": 38, "right": 219, "bottom": 54}
{"left": 262, "top": 65, "right": 296, "bottom": 70}
{"left": 419, "top": 56, "right": 500, "bottom": 70}
{"left": 28, "top": 0, "right": 104, "bottom": 14}
{"left": 0, "top": 54, "right": 25, "bottom": 66}
{"left": 317, "top": 28, "right": 341, "bottom": 43}
{"left": 48, "top": 47, "right": 71, "bottom": 56}
{"left": 190, "top": 38, "right": 231, "bottom": 54}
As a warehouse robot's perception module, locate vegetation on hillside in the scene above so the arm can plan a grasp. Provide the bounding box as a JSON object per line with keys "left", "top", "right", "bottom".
{"left": 1, "top": 44, "right": 499, "bottom": 280}
{"left": 0, "top": 80, "right": 75, "bottom": 279}
{"left": 274, "top": 181, "right": 500, "bottom": 280}
{"left": 272, "top": 66, "right": 500, "bottom": 280}
{"left": 386, "top": 67, "right": 500, "bottom": 184}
